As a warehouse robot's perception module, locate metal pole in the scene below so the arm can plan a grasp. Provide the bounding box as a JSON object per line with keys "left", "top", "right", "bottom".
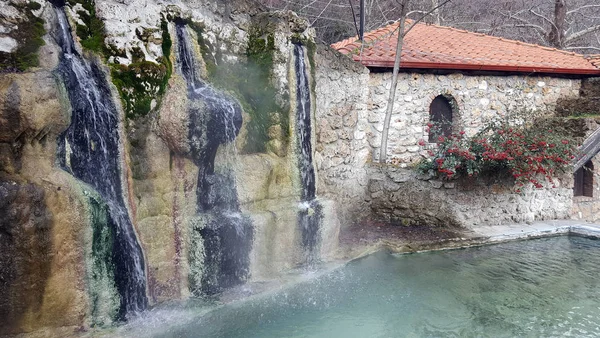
{"left": 359, "top": 0, "right": 365, "bottom": 40}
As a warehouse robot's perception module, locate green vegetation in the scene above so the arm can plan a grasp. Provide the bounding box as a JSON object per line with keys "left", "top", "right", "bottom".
{"left": 85, "top": 194, "right": 119, "bottom": 326}
{"left": 110, "top": 61, "right": 169, "bottom": 119}
{"left": 190, "top": 21, "right": 289, "bottom": 154}
{"left": 64, "top": 1, "right": 172, "bottom": 119}
{"left": 67, "top": 0, "right": 107, "bottom": 54}
{"left": 242, "top": 27, "right": 288, "bottom": 153}
{"left": 110, "top": 17, "right": 172, "bottom": 119}
{"left": 161, "top": 17, "right": 173, "bottom": 81}
{"left": 0, "top": 2, "right": 46, "bottom": 72}
{"left": 417, "top": 112, "right": 577, "bottom": 191}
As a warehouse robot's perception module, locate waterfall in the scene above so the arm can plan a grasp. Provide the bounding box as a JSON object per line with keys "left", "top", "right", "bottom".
{"left": 175, "top": 23, "right": 253, "bottom": 295}
{"left": 54, "top": 7, "right": 147, "bottom": 319}
{"left": 294, "top": 44, "right": 323, "bottom": 264}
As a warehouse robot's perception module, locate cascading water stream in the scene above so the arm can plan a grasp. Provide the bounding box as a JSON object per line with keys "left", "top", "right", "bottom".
{"left": 294, "top": 44, "right": 323, "bottom": 265}
{"left": 53, "top": 6, "right": 147, "bottom": 318}
{"left": 175, "top": 23, "right": 253, "bottom": 295}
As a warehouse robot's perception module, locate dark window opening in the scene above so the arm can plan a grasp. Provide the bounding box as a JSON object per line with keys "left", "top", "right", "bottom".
{"left": 574, "top": 160, "right": 594, "bottom": 197}
{"left": 428, "top": 95, "right": 454, "bottom": 143}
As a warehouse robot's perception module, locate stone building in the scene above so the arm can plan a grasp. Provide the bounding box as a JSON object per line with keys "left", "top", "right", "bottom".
{"left": 329, "top": 20, "right": 600, "bottom": 227}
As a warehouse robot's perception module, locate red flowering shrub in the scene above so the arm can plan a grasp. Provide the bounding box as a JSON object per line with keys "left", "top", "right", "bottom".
{"left": 418, "top": 117, "right": 578, "bottom": 190}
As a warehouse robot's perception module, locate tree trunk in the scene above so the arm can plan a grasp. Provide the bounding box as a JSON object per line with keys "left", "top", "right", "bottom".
{"left": 549, "top": 0, "right": 566, "bottom": 48}
{"left": 431, "top": 0, "right": 441, "bottom": 25}
{"left": 379, "top": 0, "right": 409, "bottom": 162}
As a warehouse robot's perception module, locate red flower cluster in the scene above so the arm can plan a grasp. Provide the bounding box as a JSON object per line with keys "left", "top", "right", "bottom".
{"left": 417, "top": 119, "right": 578, "bottom": 190}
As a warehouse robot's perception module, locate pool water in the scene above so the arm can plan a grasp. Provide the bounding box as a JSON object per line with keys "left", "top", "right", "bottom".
{"left": 128, "top": 236, "right": 600, "bottom": 337}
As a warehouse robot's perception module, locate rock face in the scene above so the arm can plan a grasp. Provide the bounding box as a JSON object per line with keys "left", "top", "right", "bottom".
{"left": 91, "top": 0, "right": 343, "bottom": 313}
{"left": 0, "top": 64, "right": 98, "bottom": 334}
{"left": 1, "top": 0, "right": 596, "bottom": 335}
{"left": 0, "top": 0, "right": 48, "bottom": 72}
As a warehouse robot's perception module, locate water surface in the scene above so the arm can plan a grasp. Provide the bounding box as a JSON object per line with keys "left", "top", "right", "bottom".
{"left": 126, "top": 236, "right": 600, "bottom": 337}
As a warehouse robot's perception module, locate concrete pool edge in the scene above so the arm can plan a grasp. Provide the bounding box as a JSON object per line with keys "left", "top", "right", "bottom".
{"left": 341, "top": 220, "right": 600, "bottom": 257}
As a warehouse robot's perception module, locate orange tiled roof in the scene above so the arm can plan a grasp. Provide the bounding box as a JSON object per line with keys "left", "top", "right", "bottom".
{"left": 587, "top": 55, "right": 600, "bottom": 69}
{"left": 331, "top": 21, "right": 600, "bottom": 75}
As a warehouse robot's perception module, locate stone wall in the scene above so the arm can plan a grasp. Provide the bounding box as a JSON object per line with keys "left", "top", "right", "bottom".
{"left": 368, "top": 166, "right": 573, "bottom": 228}
{"left": 571, "top": 156, "right": 600, "bottom": 223}
{"left": 313, "top": 44, "right": 371, "bottom": 226}
{"left": 1, "top": 0, "right": 597, "bottom": 334}
{"left": 366, "top": 72, "right": 582, "bottom": 164}
{"left": 571, "top": 116, "right": 600, "bottom": 223}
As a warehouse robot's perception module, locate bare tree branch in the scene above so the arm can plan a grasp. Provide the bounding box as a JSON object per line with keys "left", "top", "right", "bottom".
{"left": 529, "top": 9, "right": 554, "bottom": 26}
{"left": 514, "top": 23, "right": 548, "bottom": 33}
{"left": 259, "top": 0, "right": 600, "bottom": 53}
{"left": 565, "top": 24, "right": 600, "bottom": 43}
{"left": 402, "top": 0, "right": 453, "bottom": 34}
{"left": 565, "top": 46, "right": 600, "bottom": 52}
{"left": 348, "top": 0, "right": 360, "bottom": 36}
{"left": 567, "top": 4, "right": 600, "bottom": 15}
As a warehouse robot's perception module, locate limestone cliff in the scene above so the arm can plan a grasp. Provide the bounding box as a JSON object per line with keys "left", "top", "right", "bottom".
{"left": 0, "top": 0, "right": 351, "bottom": 335}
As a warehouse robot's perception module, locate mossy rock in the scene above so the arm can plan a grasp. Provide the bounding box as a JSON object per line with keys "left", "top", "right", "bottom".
{"left": 111, "top": 17, "right": 172, "bottom": 120}
{"left": 84, "top": 192, "right": 120, "bottom": 327}
{"left": 187, "top": 20, "right": 290, "bottom": 155}
{"left": 66, "top": 0, "right": 107, "bottom": 54}
{"left": 0, "top": 2, "right": 46, "bottom": 72}
{"left": 110, "top": 60, "right": 169, "bottom": 119}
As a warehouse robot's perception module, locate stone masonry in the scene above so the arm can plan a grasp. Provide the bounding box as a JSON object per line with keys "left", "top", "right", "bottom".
{"left": 571, "top": 156, "right": 600, "bottom": 223}
{"left": 367, "top": 72, "right": 581, "bottom": 164}
{"left": 313, "top": 44, "right": 371, "bottom": 225}
{"left": 368, "top": 166, "right": 573, "bottom": 228}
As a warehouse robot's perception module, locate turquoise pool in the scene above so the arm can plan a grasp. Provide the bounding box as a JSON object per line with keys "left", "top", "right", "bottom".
{"left": 124, "top": 236, "right": 600, "bottom": 337}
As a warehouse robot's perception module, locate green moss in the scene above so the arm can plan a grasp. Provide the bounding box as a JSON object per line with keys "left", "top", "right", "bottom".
{"left": 85, "top": 193, "right": 119, "bottom": 326}
{"left": 110, "top": 61, "right": 169, "bottom": 119}
{"left": 563, "top": 112, "right": 600, "bottom": 119}
{"left": 188, "top": 21, "right": 289, "bottom": 154}
{"left": 242, "top": 29, "right": 287, "bottom": 154}
{"left": 67, "top": 0, "right": 107, "bottom": 54}
{"left": 110, "top": 17, "right": 172, "bottom": 120}
{"left": 0, "top": 2, "right": 46, "bottom": 72}
{"left": 161, "top": 17, "right": 173, "bottom": 80}
{"left": 28, "top": 1, "right": 42, "bottom": 11}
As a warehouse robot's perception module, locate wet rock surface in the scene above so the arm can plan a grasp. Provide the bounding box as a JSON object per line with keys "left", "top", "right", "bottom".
{"left": 0, "top": 182, "right": 53, "bottom": 335}
{"left": 339, "top": 219, "right": 467, "bottom": 258}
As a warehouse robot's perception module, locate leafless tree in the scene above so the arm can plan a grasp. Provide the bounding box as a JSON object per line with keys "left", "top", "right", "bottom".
{"left": 258, "top": 0, "right": 600, "bottom": 53}
{"left": 430, "top": 0, "right": 600, "bottom": 53}
{"left": 379, "top": 0, "right": 451, "bottom": 162}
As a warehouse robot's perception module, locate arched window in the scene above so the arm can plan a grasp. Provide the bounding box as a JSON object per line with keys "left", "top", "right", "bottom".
{"left": 574, "top": 160, "right": 594, "bottom": 197}
{"left": 428, "top": 95, "right": 454, "bottom": 143}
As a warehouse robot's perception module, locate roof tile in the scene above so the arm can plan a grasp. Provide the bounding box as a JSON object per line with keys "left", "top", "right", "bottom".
{"left": 332, "top": 21, "right": 600, "bottom": 75}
